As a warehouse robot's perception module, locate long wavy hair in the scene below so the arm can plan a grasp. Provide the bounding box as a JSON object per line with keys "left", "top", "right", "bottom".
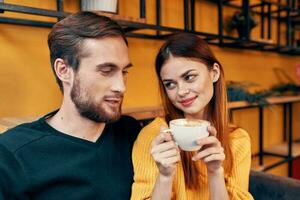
{"left": 155, "top": 33, "right": 232, "bottom": 189}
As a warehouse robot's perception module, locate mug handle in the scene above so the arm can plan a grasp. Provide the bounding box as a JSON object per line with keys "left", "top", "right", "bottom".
{"left": 161, "top": 129, "right": 178, "bottom": 146}
{"left": 162, "top": 129, "right": 172, "bottom": 135}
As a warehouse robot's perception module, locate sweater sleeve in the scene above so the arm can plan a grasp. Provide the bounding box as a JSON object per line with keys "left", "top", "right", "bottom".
{"left": 131, "top": 118, "right": 165, "bottom": 200}
{"left": 0, "top": 144, "right": 29, "bottom": 200}
{"left": 225, "top": 128, "right": 254, "bottom": 200}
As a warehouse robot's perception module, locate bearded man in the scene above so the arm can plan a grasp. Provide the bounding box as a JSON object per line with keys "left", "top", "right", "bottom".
{"left": 0, "top": 11, "right": 141, "bottom": 200}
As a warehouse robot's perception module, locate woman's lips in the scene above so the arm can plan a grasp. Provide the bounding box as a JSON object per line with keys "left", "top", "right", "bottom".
{"left": 179, "top": 96, "right": 196, "bottom": 107}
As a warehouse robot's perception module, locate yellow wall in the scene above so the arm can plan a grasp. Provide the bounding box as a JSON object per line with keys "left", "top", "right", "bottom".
{"left": 0, "top": 0, "right": 79, "bottom": 117}
{"left": 0, "top": 0, "right": 299, "bottom": 176}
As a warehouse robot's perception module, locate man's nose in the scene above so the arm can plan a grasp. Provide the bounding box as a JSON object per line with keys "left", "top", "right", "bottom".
{"left": 111, "top": 73, "right": 126, "bottom": 93}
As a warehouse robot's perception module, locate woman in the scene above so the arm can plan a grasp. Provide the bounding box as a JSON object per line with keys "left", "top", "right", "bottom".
{"left": 131, "top": 33, "right": 253, "bottom": 200}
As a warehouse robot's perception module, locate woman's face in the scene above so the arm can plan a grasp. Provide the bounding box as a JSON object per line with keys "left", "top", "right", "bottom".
{"left": 160, "top": 56, "right": 220, "bottom": 119}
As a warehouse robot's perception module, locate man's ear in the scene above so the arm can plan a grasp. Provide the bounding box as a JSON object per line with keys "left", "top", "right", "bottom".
{"left": 53, "top": 58, "right": 73, "bottom": 85}
{"left": 211, "top": 63, "right": 220, "bottom": 83}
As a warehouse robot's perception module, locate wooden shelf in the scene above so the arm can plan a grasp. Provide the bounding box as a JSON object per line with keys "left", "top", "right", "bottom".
{"left": 95, "top": 11, "right": 146, "bottom": 24}
{"left": 251, "top": 155, "right": 285, "bottom": 172}
{"left": 229, "top": 95, "right": 300, "bottom": 109}
{"left": 265, "top": 142, "right": 300, "bottom": 157}
{"left": 123, "top": 106, "right": 163, "bottom": 120}
{"left": 0, "top": 116, "right": 37, "bottom": 133}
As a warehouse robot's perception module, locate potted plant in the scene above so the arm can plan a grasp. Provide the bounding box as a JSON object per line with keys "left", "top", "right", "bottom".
{"left": 225, "top": 11, "right": 257, "bottom": 39}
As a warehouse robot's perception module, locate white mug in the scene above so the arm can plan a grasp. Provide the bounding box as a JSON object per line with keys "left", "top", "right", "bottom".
{"left": 165, "top": 119, "right": 210, "bottom": 151}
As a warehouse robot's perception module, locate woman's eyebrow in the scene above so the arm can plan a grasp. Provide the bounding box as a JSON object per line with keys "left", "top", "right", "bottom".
{"left": 180, "top": 69, "right": 197, "bottom": 78}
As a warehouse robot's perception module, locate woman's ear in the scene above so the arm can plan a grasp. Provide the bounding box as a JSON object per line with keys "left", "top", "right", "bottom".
{"left": 211, "top": 63, "right": 220, "bottom": 83}
{"left": 53, "top": 58, "right": 73, "bottom": 85}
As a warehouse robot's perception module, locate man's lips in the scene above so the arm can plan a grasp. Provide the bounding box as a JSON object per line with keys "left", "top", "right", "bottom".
{"left": 104, "top": 97, "right": 122, "bottom": 108}
{"left": 179, "top": 96, "right": 197, "bottom": 107}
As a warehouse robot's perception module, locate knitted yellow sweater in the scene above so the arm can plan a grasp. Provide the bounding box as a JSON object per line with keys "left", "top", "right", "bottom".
{"left": 131, "top": 117, "right": 254, "bottom": 200}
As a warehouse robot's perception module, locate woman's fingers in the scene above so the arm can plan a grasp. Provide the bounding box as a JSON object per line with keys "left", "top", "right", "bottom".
{"left": 202, "top": 153, "right": 225, "bottom": 163}
{"left": 160, "top": 155, "right": 181, "bottom": 167}
{"left": 151, "top": 132, "right": 170, "bottom": 146}
{"left": 196, "top": 135, "right": 221, "bottom": 147}
{"left": 151, "top": 140, "right": 178, "bottom": 154}
{"left": 207, "top": 125, "right": 217, "bottom": 137}
{"left": 150, "top": 126, "right": 180, "bottom": 177}
{"left": 192, "top": 146, "right": 224, "bottom": 161}
{"left": 151, "top": 126, "right": 173, "bottom": 146}
{"left": 151, "top": 144, "right": 180, "bottom": 169}
{"left": 153, "top": 148, "right": 179, "bottom": 160}
{"left": 193, "top": 133, "right": 224, "bottom": 162}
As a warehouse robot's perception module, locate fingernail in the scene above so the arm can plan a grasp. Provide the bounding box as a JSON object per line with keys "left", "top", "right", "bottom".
{"left": 192, "top": 157, "right": 196, "bottom": 161}
{"left": 162, "top": 129, "right": 172, "bottom": 134}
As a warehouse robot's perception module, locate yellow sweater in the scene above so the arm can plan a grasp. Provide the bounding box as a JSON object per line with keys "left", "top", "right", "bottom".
{"left": 131, "top": 117, "right": 254, "bottom": 200}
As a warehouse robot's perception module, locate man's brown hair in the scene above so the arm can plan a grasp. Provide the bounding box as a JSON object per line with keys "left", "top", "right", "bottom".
{"left": 48, "top": 11, "right": 127, "bottom": 91}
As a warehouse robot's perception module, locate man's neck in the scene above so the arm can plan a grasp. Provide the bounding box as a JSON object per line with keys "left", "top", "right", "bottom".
{"left": 46, "top": 100, "right": 105, "bottom": 143}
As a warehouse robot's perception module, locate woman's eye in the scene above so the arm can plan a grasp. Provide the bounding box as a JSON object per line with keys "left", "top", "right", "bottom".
{"left": 184, "top": 74, "right": 196, "bottom": 81}
{"left": 164, "top": 82, "right": 176, "bottom": 90}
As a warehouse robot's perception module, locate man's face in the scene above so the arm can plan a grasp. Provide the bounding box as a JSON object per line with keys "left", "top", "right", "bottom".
{"left": 70, "top": 37, "right": 131, "bottom": 123}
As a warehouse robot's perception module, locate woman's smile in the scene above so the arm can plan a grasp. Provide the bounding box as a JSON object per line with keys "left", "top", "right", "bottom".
{"left": 179, "top": 96, "right": 197, "bottom": 107}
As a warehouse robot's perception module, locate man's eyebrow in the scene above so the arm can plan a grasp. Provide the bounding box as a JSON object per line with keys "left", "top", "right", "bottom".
{"left": 96, "top": 63, "right": 118, "bottom": 70}
{"left": 124, "top": 63, "right": 133, "bottom": 69}
{"left": 96, "top": 63, "right": 133, "bottom": 70}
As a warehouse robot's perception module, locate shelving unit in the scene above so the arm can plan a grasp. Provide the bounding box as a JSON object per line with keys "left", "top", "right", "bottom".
{"left": 0, "top": 0, "right": 299, "bottom": 54}
{"left": 230, "top": 95, "right": 300, "bottom": 177}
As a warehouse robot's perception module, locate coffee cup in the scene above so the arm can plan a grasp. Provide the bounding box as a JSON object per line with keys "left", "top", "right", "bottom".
{"left": 165, "top": 119, "right": 210, "bottom": 151}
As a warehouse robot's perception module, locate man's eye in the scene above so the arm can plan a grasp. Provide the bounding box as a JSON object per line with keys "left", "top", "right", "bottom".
{"left": 164, "top": 82, "right": 176, "bottom": 90}
{"left": 100, "top": 68, "right": 113, "bottom": 74}
{"left": 101, "top": 68, "right": 112, "bottom": 73}
{"left": 122, "top": 70, "right": 129, "bottom": 75}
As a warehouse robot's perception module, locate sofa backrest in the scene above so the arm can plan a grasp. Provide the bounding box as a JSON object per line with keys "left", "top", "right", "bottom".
{"left": 249, "top": 170, "right": 300, "bottom": 200}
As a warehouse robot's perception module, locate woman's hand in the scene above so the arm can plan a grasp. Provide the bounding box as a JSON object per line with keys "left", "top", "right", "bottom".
{"left": 192, "top": 126, "right": 225, "bottom": 174}
{"left": 151, "top": 126, "right": 181, "bottom": 178}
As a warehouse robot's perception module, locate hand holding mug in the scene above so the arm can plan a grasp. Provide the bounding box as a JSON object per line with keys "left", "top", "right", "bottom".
{"left": 150, "top": 126, "right": 181, "bottom": 178}
{"left": 192, "top": 126, "right": 225, "bottom": 174}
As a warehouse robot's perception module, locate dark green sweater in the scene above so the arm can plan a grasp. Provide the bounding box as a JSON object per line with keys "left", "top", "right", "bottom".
{"left": 0, "top": 113, "right": 141, "bottom": 200}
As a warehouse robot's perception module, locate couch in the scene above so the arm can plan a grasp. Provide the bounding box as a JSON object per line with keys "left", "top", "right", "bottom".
{"left": 249, "top": 170, "right": 300, "bottom": 200}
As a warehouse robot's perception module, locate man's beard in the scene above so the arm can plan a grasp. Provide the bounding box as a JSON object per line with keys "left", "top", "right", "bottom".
{"left": 70, "top": 77, "right": 122, "bottom": 123}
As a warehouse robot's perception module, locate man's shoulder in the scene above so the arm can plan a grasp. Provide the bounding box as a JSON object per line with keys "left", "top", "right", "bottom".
{"left": 113, "top": 115, "right": 141, "bottom": 128}
{"left": 111, "top": 115, "right": 142, "bottom": 141}
{"left": 0, "top": 118, "right": 50, "bottom": 153}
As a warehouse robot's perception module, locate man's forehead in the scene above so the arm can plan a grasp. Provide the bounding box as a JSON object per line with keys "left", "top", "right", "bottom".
{"left": 80, "top": 37, "right": 129, "bottom": 60}
{"left": 82, "top": 36, "right": 127, "bottom": 50}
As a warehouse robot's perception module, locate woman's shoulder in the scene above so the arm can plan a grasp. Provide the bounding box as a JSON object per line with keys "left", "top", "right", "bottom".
{"left": 228, "top": 127, "right": 251, "bottom": 158}
{"left": 137, "top": 117, "right": 168, "bottom": 139}
{"left": 145, "top": 117, "right": 167, "bottom": 128}
{"left": 228, "top": 127, "right": 251, "bottom": 142}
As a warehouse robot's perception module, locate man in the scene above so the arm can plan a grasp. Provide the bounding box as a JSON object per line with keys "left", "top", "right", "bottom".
{"left": 0, "top": 11, "right": 141, "bottom": 200}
